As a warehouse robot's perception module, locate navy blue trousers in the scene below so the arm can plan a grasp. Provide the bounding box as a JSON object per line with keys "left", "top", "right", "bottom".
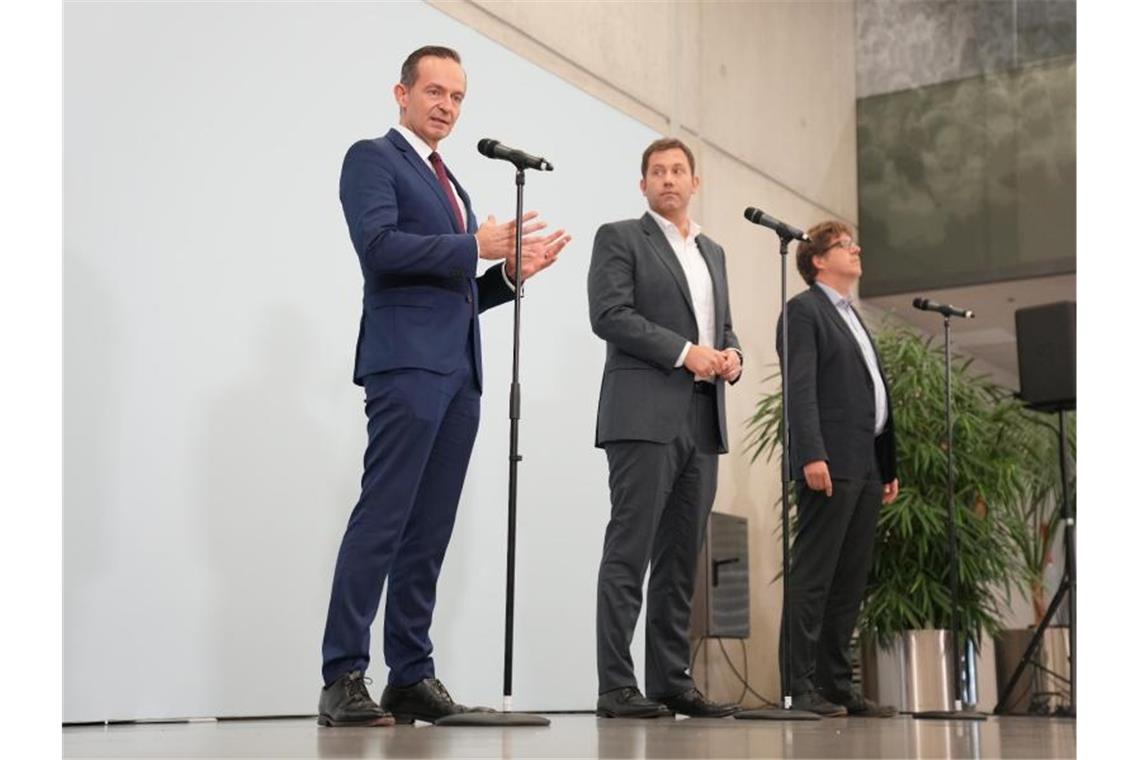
{"left": 322, "top": 358, "right": 480, "bottom": 687}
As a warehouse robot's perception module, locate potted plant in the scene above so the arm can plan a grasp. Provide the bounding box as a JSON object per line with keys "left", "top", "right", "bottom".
{"left": 745, "top": 319, "right": 1040, "bottom": 710}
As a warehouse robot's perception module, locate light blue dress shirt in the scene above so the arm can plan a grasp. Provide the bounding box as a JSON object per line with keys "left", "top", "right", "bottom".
{"left": 816, "top": 282, "right": 888, "bottom": 435}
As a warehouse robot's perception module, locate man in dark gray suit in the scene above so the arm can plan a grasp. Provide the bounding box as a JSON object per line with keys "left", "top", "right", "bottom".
{"left": 777, "top": 220, "right": 899, "bottom": 718}
{"left": 588, "top": 137, "right": 743, "bottom": 719}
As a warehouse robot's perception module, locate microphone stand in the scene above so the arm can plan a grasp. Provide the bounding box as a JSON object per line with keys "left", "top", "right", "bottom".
{"left": 437, "top": 164, "right": 549, "bottom": 727}
{"left": 913, "top": 316, "right": 987, "bottom": 721}
{"left": 735, "top": 232, "right": 820, "bottom": 722}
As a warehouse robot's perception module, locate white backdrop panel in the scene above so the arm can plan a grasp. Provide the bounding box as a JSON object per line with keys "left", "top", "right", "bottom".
{"left": 64, "top": 0, "right": 657, "bottom": 721}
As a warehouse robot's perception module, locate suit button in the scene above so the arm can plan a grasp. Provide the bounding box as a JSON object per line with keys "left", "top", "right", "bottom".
{"left": 466, "top": 294, "right": 472, "bottom": 303}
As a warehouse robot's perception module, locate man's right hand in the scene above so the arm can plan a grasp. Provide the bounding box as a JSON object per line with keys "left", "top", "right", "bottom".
{"left": 475, "top": 211, "right": 548, "bottom": 260}
{"left": 684, "top": 345, "right": 725, "bottom": 379}
{"left": 803, "top": 460, "right": 833, "bottom": 497}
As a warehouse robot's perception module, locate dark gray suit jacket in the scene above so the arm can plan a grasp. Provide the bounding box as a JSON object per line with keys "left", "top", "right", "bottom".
{"left": 588, "top": 212, "right": 742, "bottom": 453}
{"left": 776, "top": 284, "right": 897, "bottom": 483}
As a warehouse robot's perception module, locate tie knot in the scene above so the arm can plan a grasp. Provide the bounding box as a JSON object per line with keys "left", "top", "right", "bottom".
{"left": 429, "top": 151, "right": 443, "bottom": 166}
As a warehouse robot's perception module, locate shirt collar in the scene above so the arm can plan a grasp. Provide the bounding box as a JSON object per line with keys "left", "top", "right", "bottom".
{"left": 647, "top": 208, "right": 701, "bottom": 242}
{"left": 816, "top": 281, "right": 855, "bottom": 310}
{"left": 394, "top": 124, "right": 436, "bottom": 163}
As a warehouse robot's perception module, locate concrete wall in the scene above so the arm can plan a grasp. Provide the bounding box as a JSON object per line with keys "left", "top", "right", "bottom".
{"left": 431, "top": 0, "right": 859, "bottom": 706}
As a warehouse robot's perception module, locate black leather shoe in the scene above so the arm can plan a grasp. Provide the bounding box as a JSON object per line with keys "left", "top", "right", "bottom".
{"left": 596, "top": 687, "right": 671, "bottom": 718}
{"left": 826, "top": 691, "right": 898, "bottom": 718}
{"left": 659, "top": 688, "right": 740, "bottom": 718}
{"left": 790, "top": 689, "right": 847, "bottom": 717}
{"left": 380, "top": 678, "right": 490, "bottom": 724}
{"left": 318, "top": 671, "right": 395, "bottom": 727}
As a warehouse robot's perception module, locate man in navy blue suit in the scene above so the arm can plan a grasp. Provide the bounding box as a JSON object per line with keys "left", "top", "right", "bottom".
{"left": 318, "top": 45, "right": 570, "bottom": 727}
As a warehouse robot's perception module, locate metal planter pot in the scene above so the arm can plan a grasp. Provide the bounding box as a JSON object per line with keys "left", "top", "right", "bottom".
{"left": 993, "top": 626, "right": 1071, "bottom": 714}
{"left": 861, "top": 629, "right": 979, "bottom": 712}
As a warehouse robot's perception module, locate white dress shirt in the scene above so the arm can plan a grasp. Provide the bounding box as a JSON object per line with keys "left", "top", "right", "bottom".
{"left": 646, "top": 209, "right": 721, "bottom": 382}
{"left": 816, "top": 281, "right": 889, "bottom": 435}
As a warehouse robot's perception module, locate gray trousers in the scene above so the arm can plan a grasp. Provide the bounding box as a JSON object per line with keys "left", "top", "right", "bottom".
{"left": 596, "top": 390, "right": 719, "bottom": 697}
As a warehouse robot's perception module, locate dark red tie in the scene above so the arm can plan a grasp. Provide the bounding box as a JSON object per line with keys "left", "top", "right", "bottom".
{"left": 428, "top": 151, "right": 465, "bottom": 233}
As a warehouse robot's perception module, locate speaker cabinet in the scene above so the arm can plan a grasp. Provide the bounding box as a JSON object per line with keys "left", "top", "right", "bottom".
{"left": 1014, "top": 301, "right": 1076, "bottom": 411}
{"left": 691, "top": 512, "right": 750, "bottom": 639}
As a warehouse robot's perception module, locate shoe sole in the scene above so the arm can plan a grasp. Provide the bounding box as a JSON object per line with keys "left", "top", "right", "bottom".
{"left": 317, "top": 713, "right": 396, "bottom": 727}
{"left": 596, "top": 709, "right": 671, "bottom": 719}
{"left": 390, "top": 713, "right": 444, "bottom": 725}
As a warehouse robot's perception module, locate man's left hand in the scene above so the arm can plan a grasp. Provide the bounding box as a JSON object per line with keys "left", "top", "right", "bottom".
{"left": 504, "top": 229, "right": 571, "bottom": 284}
{"left": 882, "top": 478, "right": 900, "bottom": 504}
{"left": 717, "top": 349, "right": 742, "bottom": 382}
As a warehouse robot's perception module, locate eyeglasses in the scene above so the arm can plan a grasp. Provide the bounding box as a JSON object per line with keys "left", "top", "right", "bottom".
{"left": 828, "top": 238, "right": 858, "bottom": 250}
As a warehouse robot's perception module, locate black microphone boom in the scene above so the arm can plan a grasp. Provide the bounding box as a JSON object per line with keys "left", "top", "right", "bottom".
{"left": 477, "top": 138, "right": 553, "bottom": 171}
{"left": 743, "top": 207, "right": 810, "bottom": 242}
{"left": 913, "top": 297, "right": 976, "bottom": 319}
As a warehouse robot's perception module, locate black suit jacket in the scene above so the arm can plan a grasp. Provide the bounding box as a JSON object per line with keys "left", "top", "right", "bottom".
{"left": 776, "top": 284, "right": 896, "bottom": 483}
{"left": 588, "top": 213, "right": 742, "bottom": 453}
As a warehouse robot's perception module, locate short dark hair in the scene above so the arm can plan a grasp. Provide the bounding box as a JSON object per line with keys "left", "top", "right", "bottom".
{"left": 400, "top": 45, "right": 462, "bottom": 88}
{"left": 795, "top": 220, "right": 854, "bottom": 285}
{"left": 641, "top": 137, "right": 696, "bottom": 178}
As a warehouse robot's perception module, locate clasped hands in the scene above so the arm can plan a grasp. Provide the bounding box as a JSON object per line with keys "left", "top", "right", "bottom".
{"left": 683, "top": 344, "right": 742, "bottom": 383}
{"left": 475, "top": 210, "right": 571, "bottom": 284}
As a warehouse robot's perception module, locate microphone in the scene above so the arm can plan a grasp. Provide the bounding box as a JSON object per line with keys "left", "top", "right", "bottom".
{"left": 477, "top": 138, "right": 553, "bottom": 171}
{"left": 743, "top": 208, "right": 810, "bottom": 242}
{"left": 913, "top": 297, "right": 976, "bottom": 319}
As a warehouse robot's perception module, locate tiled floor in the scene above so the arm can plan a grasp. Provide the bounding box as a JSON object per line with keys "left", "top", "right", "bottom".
{"left": 64, "top": 713, "right": 1076, "bottom": 758}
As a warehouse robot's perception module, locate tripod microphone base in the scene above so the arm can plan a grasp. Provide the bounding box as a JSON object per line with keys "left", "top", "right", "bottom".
{"left": 735, "top": 707, "right": 822, "bottom": 721}
{"left": 912, "top": 709, "right": 988, "bottom": 721}
{"left": 435, "top": 711, "right": 551, "bottom": 727}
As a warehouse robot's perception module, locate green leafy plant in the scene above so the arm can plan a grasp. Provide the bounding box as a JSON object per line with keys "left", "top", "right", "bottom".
{"left": 744, "top": 320, "right": 1053, "bottom": 647}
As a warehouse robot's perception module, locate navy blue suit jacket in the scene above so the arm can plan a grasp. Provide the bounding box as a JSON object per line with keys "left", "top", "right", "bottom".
{"left": 339, "top": 128, "right": 514, "bottom": 388}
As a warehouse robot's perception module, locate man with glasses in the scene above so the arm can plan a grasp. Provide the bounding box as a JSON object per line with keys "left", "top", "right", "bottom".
{"left": 776, "top": 220, "right": 899, "bottom": 717}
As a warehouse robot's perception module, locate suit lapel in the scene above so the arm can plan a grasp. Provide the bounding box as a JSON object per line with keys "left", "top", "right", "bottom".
{"left": 811, "top": 284, "right": 874, "bottom": 389}
{"left": 695, "top": 234, "right": 724, "bottom": 343}
{"left": 640, "top": 213, "right": 695, "bottom": 316}
{"left": 385, "top": 128, "right": 463, "bottom": 233}
{"left": 449, "top": 169, "right": 477, "bottom": 234}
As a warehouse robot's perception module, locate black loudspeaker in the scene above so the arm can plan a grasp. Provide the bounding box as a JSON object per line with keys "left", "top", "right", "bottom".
{"left": 1014, "top": 301, "right": 1076, "bottom": 411}
{"left": 691, "top": 512, "right": 750, "bottom": 639}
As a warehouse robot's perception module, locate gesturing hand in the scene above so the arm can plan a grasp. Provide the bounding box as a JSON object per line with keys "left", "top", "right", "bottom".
{"left": 475, "top": 211, "right": 547, "bottom": 260}
{"left": 504, "top": 229, "right": 572, "bottom": 284}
